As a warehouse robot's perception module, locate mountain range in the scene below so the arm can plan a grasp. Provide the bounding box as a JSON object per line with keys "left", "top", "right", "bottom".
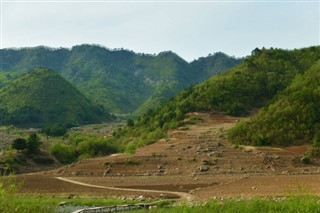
{"left": 0, "top": 45, "right": 241, "bottom": 114}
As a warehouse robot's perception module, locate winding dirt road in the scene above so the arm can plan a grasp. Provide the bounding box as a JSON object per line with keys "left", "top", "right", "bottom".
{"left": 55, "top": 177, "right": 194, "bottom": 202}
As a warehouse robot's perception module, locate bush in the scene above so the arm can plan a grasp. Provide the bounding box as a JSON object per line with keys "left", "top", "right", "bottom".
{"left": 26, "top": 133, "right": 42, "bottom": 154}
{"left": 127, "top": 119, "right": 134, "bottom": 127}
{"left": 43, "top": 123, "right": 67, "bottom": 137}
{"left": 301, "top": 155, "right": 311, "bottom": 164}
{"left": 125, "top": 143, "right": 137, "bottom": 154}
{"left": 32, "top": 156, "right": 55, "bottom": 165}
{"left": 77, "top": 138, "right": 117, "bottom": 157}
{"left": 50, "top": 143, "right": 76, "bottom": 164}
{"left": 11, "top": 138, "right": 27, "bottom": 151}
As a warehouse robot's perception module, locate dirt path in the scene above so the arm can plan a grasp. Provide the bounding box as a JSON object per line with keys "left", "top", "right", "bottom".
{"left": 55, "top": 177, "right": 194, "bottom": 202}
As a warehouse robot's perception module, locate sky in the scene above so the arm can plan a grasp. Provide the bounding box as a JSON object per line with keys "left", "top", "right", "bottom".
{"left": 0, "top": 0, "right": 319, "bottom": 61}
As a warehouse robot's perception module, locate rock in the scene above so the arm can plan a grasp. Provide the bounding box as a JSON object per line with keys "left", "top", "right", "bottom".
{"left": 137, "top": 195, "right": 145, "bottom": 201}
{"left": 202, "top": 160, "right": 209, "bottom": 165}
{"left": 58, "top": 201, "right": 69, "bottom": 206}
{"left": 199, "top": 165, "right": 209, "bottom": 172}
{"left": 207, "top": 147, "right": 214, "bottom": 152}
{"left": 157, "top": 164, "right": 163, "bottom": 169}
{"left": 190, "top": 172, "right": 196, "bottom": 177}
{"left": 157, "top": 169, "right": 164, "bottom": 173}
{"left": 103, "top": 168, "right": 111, "bottom": 176}
{"left": 71, "top": 171, "right": 79, "bottom": 176}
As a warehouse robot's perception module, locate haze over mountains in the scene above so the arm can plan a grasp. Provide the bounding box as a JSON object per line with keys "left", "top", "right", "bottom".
{"left": 0, "top": 45, "right": 242, "bottom": 115}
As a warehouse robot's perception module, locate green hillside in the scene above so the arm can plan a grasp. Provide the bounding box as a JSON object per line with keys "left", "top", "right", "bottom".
{"left": 228, "top": 61, "right": 320, "bottom": 146}
{"left": 110, "top": 46, "right": 320, "bottom": 151}
{"left": 0, "top": 45, "right": 241, "bottom": 114}
{"left": 0, "top": 68, "right": 112, "bottom": 127}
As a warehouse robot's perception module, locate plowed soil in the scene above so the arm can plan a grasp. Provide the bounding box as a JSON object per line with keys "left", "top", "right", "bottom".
{"left": 18, "top": 113, "right": 320, "bottom": 201}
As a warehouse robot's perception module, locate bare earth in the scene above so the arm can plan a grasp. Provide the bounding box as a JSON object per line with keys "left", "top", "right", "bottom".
{"left": 18, "top": 113, "right": 320, "bottom": 201}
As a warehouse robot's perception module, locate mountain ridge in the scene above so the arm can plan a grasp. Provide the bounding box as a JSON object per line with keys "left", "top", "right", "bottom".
{"left": 0, "top": 45, "right": 242, "bottom": 114}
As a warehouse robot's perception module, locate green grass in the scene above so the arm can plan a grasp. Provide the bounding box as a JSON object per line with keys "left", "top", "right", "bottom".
{"left": 0, "top": 174, "right": 150, "bottom": 213}
{"left": 0, "top": 195, "right": 153, "bottom": 213}
{"left": 133, "top": 196, "right": 320, "bottom": 213}
{"left": 2, "top": 195, "right": 320, "bottom": 213}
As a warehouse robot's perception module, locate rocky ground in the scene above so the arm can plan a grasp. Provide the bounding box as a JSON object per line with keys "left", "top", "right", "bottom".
{"left": 17, "top": 113, "right": 320, "bottom": 201}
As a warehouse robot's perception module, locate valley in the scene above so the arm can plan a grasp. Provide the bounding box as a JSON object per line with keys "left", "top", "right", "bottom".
{"left": 17, "top": 113, "right": 320, "bottom": 202}
{"left": 1, "top": 46, "right": 320, "bottom": 212}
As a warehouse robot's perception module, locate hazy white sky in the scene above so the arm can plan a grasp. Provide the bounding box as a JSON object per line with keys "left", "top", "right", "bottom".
{"left": 0, "top": 1, "right": 319, "bottom": 61}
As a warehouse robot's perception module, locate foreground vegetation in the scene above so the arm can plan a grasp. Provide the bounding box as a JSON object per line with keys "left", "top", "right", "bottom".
{"left": 0, "top": 174, "right": 152, "bottom": 213}
{"left": 134, "top": 196, "right": 320, "bottom": 213}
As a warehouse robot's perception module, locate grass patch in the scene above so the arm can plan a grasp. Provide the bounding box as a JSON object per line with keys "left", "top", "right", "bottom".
{"left": 132, "top": 196, "right": 320, "bottom": 213}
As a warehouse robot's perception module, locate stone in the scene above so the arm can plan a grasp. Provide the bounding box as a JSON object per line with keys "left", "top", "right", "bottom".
{"left": 199, "top": 165, "right": 209, "bottom": 172}
{"left": 103, "top": 168, "right": 111, "bottom": 176}
{"left": 202, "top": 160, "right": 209, "bottom": 165}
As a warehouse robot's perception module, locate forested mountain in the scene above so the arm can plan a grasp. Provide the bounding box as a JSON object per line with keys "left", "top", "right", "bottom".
{"left": 0, "top": 45, "right": 241, "bottom": 114}
{"left": 0, "top": 68, "right": 112, "bottom": 127}
{"left": 229, "top": 60, "right": 320, "bottom": 146}
{"left": 111, "top": 46, "right": 320, "bottom": 150}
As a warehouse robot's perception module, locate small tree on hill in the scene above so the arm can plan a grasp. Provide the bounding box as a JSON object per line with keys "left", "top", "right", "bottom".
{"left": 26, "top": 133, "right": 42, "bottom": 154}
{"left": 127, "top": 119, "right": 134, "bottom": 127}
{"left": 43, "top": 123, "right": 67, "bottom": 141}
{"left": 12, "top": 138, "right": 27, "bottom": 151}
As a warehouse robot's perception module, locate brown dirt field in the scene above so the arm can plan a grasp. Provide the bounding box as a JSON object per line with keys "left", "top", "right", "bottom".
{"left": 17, "top": 113, "right": 320, "bottom": 201}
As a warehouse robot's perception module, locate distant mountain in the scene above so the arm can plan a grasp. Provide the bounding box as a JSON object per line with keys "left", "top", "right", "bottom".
{"left": 0, "top": 68, "right": 112, "bottom": 127}
{"left": 0, "top": 45, "right": 242, "bottom": 114}
{"left": 117, "top": 46, "right": 320, "bottom": 149}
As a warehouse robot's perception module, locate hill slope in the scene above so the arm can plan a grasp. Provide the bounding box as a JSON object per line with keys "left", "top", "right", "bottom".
{"left": 0, "top": 45, "right": 241, "bottom": 114}
{"left": 0, "top": 68, "right": 111, "bottom": 126}
{"left": 110, "top": 46, "right": 320, "bottom": 150}
{"left": 229, "top": 61, "right": 320, "bottom": 146}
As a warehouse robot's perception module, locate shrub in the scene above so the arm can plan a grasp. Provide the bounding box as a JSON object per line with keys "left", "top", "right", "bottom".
{"left": 43, "top": 123, "right": 67, "bottom": 137}
{"left": 26, "top": 133, "right": 42, "bottom": 154}
{"left": 11, "top": 138, "right": 27, "bottom": 151}
{"left": 301, "top": 155, "right": 311, "bottom": 164}
{"left": 32, "top": 156, "right": 55, "bottom": 165}
{"left": 127, "top": 119, "right": 134, "bottom": 127}
{"left": 50, "top": 143, "right": 76, "bottom": 164}
{"left": 125, "top": 143, "right": 137, "bottom": 154}
{"left": 77, "top": 138, "right": 117, "bottom": 157}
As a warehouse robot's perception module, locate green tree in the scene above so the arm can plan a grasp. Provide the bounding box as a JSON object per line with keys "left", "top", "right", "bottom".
{"left": 127, "top": 119, "right": 134, "bottom": 127}
{"left": 43, "top": 123, "right": 67, "bottom": 137}
{"left": 11, "top": 138, "right": 27, "bottom": 151}
{"left": 26, "top": 133, "right": 42, "bottom": 154}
